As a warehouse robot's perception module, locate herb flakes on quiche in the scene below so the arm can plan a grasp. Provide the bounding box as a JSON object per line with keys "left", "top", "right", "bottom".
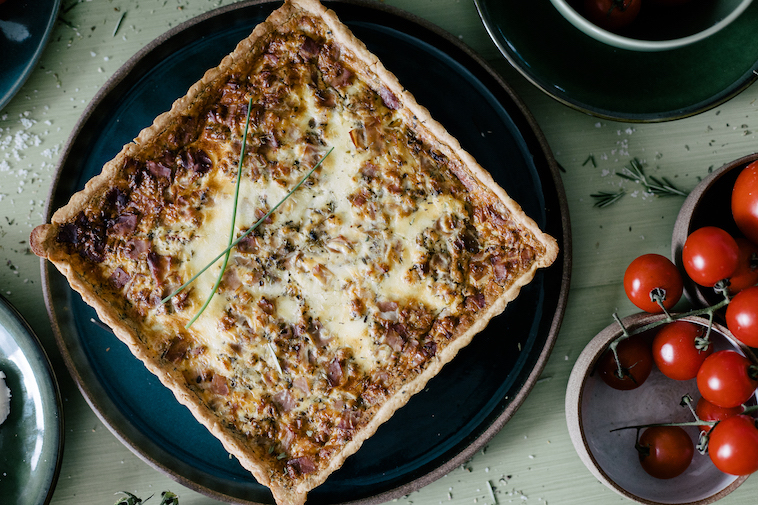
{"left": 30, "top": 1, "right": 558, "bottom": 504}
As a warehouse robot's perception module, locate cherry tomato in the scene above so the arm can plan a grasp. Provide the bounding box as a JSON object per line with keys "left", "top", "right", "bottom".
{"left": 597, "top": 335, "right": 653, "bottom": 390}
{"left": 582, "top": 0, "right": 641, "bottom": 32}
{"left": 696, "top": 350, "right": 758, "bottom": 408}
{"left": 729, "top": 238, "right": 758, "bottom": 294}
{"left": 652, "top": 321, "right": 712, "bottom": 381}
{"left": 623, "top": 254, "right": 683, "bottom": 313}
{"left": 695, "top": 397, "right": 743, "bottom": 433}
{"left": 708, "top": 415, "right": 758, "bottom": 475}
{"left": 637, "top": 426, "right": 694, "bottom": 479}
{"left": 726, "top": 286, "right": 758, "bottom": 347}
{"left": 732, "top": 160, "right": 758, "bottom": 245}
{"left": 682, "top": 227, "right": 740, "bottom": 287}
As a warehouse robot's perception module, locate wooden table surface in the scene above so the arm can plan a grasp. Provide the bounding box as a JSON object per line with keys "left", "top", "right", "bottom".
{"left": 2, "top": 0, "right": 757, "bottom": 504}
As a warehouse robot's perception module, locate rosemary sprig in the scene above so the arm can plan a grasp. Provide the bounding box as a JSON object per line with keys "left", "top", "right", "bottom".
{"left": 114, "top": 492, "right": 147, "bottom": 505}
{"left": 591, "top": 189, "right": 625, "bottom": 208}
{"left": 184, "top": 97, "right": 254, "bottom": 328}
{"left": 114, "top": 491, "right": 178, "bottom": 505}
{"left": 618, "top": 158, "right": 689, "bottom": 197}
{"left": 590, "top": 158, "right": 689, "bottom": 208}
{"left": 161, "top": 147, "right": 334, "bottom": 313}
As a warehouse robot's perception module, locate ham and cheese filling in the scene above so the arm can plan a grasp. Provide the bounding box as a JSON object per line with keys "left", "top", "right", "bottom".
{"left": 52, "top": 13, "right": 546, "bottom": 489}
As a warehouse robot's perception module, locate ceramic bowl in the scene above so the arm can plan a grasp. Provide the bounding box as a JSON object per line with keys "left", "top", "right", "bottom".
{"left": 566, "top": 313, "right": 753, "bottom": 504}
{"left": 672, "top": 153, "right": 758, "bottom": 309}
{"left": 549, "top": 0, "right": 753, "bottom": 52}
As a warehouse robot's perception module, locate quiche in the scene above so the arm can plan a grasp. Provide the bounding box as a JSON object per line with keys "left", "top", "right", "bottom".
{"left": 31, "top": 1, "right": 558, "bottom": 504}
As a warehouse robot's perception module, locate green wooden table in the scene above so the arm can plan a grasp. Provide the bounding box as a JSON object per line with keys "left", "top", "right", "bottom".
{"left": 1, "top": 0, "right": 757, "bottom": 504}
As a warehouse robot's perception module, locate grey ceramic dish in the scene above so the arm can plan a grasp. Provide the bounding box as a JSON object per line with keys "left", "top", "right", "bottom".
{"left": 0, "top": 294, "right": 64, "bottom": 505}
{"left": 566, "top": 313, "right": 753, "bottom": 504}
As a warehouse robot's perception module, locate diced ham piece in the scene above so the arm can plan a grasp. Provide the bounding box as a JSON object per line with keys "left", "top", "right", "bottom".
{"left": 378, "top": 86, "right": 400, "bottom": 110}
{"left": 109, "top": 267, "right": 131, "bottom": 289}
{"left": 287, "top": 456, "right": 316, "bottom": 476}
{"left": 146, "top": 160, "right": 172, "bottom": 180}
{"left": 124, "top": 238, "right": 149, "bottom": 260}
{"left": 164, "top": 338, "right": 188, "bottom": 363}
{"left": 210, "top": 373, "right": 229, "bottom": 396}
{"left": 273, "top": 389, "right": 296, "bottom": 413}
{"left": 110, "top": 214, "right": 138, "bottom": 236}
{"left": 327, "top": 358, "right": 344, "bottom": 387}
{"left": 299, "top": 37, "right": 320, "bottom": 60}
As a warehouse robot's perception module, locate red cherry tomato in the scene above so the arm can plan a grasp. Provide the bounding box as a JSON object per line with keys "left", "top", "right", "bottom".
{"left": 695, "top": 397, "right": 743, "bottom": 433}
{"left": 582, "top": 0, "right": 641, "bottom": 32}
{"left": 696, "top": 350, "right": 758, "bottom": 408}
{"left": 682, "top": 227, "right": 740, "bottom": 287}
{"left": 708, "top": 415, "right": 758, "bottom": 475}
{"left": 652, "top": 321, "right": 712, "bottom": 381}
{"left": 637, "top": 426, "right": 694, "bottom": 479}
{"left": 729, "top": 238, "right": 758, "bottom": 294}
{"left": 597, "top": 335, "right": 653, "bottom": 390}
{"left": 732, "top": 160, "right": 758, "bottom": 244}
{"left": 623, "top": 254, "right": 683, "bottom": 313}
{"left": 726, "top": 286, "right": 758, "bottom": 347}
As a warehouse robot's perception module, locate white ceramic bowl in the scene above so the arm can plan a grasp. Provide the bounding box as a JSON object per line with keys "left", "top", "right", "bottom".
{"left": 550, "top": 0, "right": 753, "bottom": 52}
{"left": 566, "top": 313, "right": 753, "bottom": 504}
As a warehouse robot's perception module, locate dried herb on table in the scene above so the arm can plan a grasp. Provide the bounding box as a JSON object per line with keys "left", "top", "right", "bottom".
{"left": 591, "top": 158, "right": 689, "bottom": 208}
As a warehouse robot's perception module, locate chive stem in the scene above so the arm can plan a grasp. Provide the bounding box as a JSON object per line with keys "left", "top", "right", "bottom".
{"left": 161, "top": 146, "right": 334, "bottom": 311}
{"left": 184, "top": 97, "right": 254, "bottom": 328}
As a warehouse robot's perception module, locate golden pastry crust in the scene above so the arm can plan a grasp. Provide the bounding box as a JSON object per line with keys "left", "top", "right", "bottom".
{"left": 31, "top": 1, "right": 558, "bottom": 504}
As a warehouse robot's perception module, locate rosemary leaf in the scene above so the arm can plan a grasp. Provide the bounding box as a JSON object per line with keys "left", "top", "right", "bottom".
{"left": 646, "top": 174, "right": 689, "bottom": 197}
{"left": 619, "top": 158, "right": 689, "bottom": 197}
{"left": 114, "top": 492, "right": 147, "bottom": 505}
{"left": 113, "top": 11, "right": 126, "bottom": 37}
{"left": 185, "top": 98, "right": 254, "bottom": 328}
{"left": 158, "top": 492, "right": 179, "bottom": 505}
{"left": 162, "top": 147, "right": 334, "bottom": 308}
{"left": 591, "top": 190, "right": 626, "bottom": 208}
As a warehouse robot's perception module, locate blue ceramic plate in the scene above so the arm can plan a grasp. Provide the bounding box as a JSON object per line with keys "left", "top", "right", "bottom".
{"left": 0, "top": 0, "right": 61, "bottom": 110}
{"left": 475, "top": 0, "right": 758, "bottom": 122}
{"left": 41, "top": 1, "right": 570, "bottom": 504}
{"left": 0, "top": 294, "right": 63, "bottom": 505}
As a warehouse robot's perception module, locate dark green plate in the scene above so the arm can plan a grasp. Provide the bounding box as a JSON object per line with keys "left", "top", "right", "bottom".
{"left": 42, "top": 1, "right": 570, "bottom": 504}
{"left": 475, "top": 0, "right": 758, "bottom": 122}
{"left": 0, "top": 0, "right": 61, "bottom": 110}
{"left": 0, "top": 294, "right": 63, "bottom": 505}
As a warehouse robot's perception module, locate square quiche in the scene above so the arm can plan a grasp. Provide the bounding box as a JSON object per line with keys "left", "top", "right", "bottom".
{"left": 30, "top": 1, "right": 558, "bottom": 504}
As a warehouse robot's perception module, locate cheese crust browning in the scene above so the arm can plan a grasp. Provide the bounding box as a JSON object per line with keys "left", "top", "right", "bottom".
{"left": 31, "top": 1, "right": 558, "bottom": 504}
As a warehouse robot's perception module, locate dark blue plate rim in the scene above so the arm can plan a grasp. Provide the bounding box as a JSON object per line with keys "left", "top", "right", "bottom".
{"left": 41, "top": 1, "right": 571, "bottom": 503}
{"left": 0, "top": 0, "right": 61, "bottom": 111}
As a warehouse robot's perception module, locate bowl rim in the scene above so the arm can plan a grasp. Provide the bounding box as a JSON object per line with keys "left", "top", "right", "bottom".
{"left": 671, "top": 152, "right": 758, "bottom": 307}
{"left": 565, "top": 313, "right": 751, "bottom": 504}
{"left": 549, "top": 0, "right": 754, "bottom": 52}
